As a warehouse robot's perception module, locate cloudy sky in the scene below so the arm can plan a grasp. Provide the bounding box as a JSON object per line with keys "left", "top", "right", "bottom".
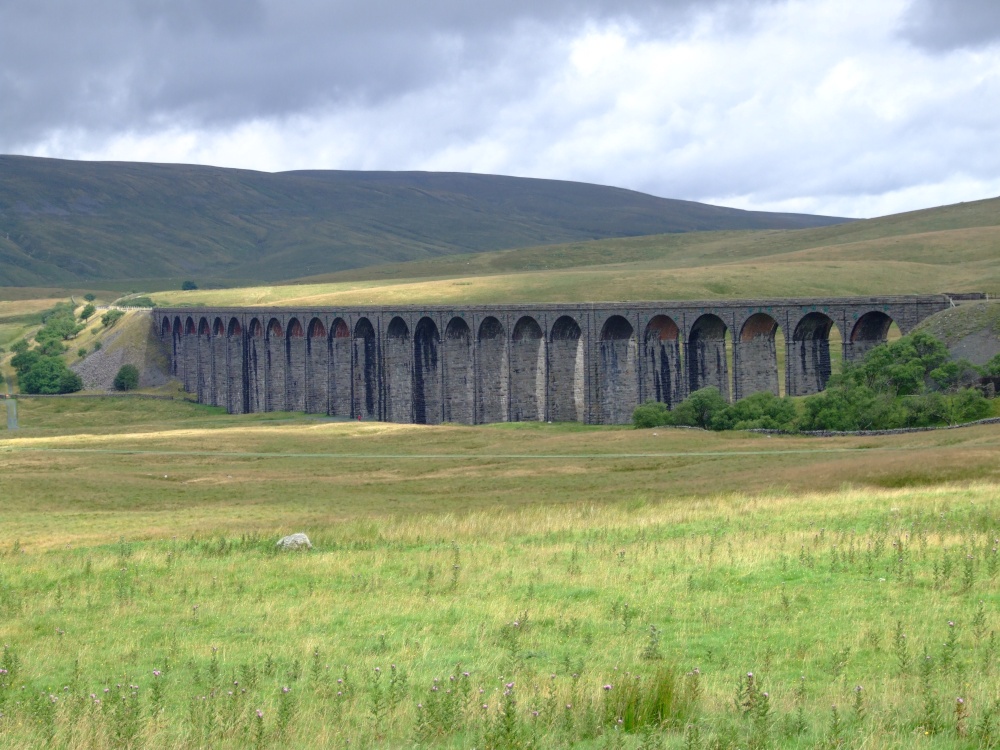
{"left": 3, "top": 0, "right": 1000, "bottom": 218}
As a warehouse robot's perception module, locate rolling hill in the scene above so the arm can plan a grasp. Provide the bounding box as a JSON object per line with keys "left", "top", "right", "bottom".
{"left": 0, "top": 155, "right": 849, "bottom": 287}
{"left": 149, "top": 195, "right": 1000, "bottom": 307}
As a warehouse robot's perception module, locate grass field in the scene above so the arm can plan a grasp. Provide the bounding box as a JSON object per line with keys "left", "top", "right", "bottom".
{"left": 2, "top": 399, "right": 1000, "bottom": 748}
{"left": 147, "top": 196, "right": 1000, "bottom": 308}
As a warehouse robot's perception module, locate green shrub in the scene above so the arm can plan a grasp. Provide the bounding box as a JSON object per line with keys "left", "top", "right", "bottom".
{"left": 77, "top": 348, "right": 88, "bottom": 358}
{"left": 181, "top": 280, "right": 198, "bottom": 291}
{"left": 101, "top": 309, "right": 125, "bottom": 328}
{"left": 19, "top": 357, "right": 83, "bottom": 394}
{"left": 711, "top": 391, "right": 797, "bottom": 431}
{"left": 93, "top": 341, "right": 102, "bottom": 351}
{"left": 83, "top": 293, "right": 96, "bottom": 302}
{"left": 80, "top": 303, "right": 96, "bottom": 320}
{"left": 672, "top": 387, "right": 730, "bottom": 430}
{"left": 127, "top": 296, "right": 155, "bottom": 308}
{"left": 113, "top": 364, "right": 140, "bottom": 391}
{"left": 984, "top": 353, "right": 1000, "bottom": 378}
{"left": 632, "top": 401, "right": 673, "bottom": 429}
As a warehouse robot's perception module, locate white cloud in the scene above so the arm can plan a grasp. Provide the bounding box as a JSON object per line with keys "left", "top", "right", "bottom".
{"left": 15, "top": 0, "right": 1000, "bottom": 217}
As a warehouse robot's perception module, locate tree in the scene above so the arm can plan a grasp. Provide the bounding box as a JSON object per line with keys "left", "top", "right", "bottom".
{"left": 181, "top": 280, "right": 198, "bottom": 291}
{"left": 83, "top": 293, "right": 96, "bottom": 302}
{"left": 632, "top": 401, "right": 673, "bottom": 428}
{"left": 672, "top": 387, "right": 731, "bottom": 430}
{"left": 711, "top": 391, "right": 797, "bottom": 431}
{"left": 113, "top": 364, "right": 140, "bottom": 391}
{"left": 80, "top": 303, "right": 96, "bottom": 320}
{"left": 101, "top": 309, "right": 124, "bottom": 328}
{"left": 20, "top": 357, "right": 82, "bottom": 394}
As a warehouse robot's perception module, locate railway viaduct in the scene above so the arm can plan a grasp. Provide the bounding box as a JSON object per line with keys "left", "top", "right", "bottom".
{"left": 155, "top": 295, "right": 949, "bottom": 425}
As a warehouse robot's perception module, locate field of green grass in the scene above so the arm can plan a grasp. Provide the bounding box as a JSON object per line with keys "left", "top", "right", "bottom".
{"left": 2, "top": 399, "right": 1000, "bottom": 748}
{"left": 148, "top": 196, "right": 1000, "bottom": 308}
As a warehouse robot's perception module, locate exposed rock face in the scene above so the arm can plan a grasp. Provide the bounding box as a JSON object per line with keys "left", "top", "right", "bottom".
{"left": 276, "top": 533, "right": 312, "bottom": 550}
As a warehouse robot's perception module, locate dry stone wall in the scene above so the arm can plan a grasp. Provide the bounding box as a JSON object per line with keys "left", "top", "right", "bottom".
{"left": 156, "top": 296, "right": 949, "bottom": 425}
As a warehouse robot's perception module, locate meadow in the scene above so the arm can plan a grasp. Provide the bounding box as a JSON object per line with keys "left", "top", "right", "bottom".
{"left": 2, "top": 399, "right": 1000, "bottom": 748}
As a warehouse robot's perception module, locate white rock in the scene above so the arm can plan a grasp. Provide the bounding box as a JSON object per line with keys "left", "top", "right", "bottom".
{"left": 276, "top": 532, "right": 312, "bottom": 551}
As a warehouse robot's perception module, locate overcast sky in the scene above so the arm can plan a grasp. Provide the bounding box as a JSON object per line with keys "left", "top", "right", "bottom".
{"left": 3, "top": 0, "right": 1000, "bottom": 218}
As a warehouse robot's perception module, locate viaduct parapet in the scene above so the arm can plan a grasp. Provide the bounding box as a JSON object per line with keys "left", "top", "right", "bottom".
{"left": 155, "top": 296, "right": 949, "bottom": 424}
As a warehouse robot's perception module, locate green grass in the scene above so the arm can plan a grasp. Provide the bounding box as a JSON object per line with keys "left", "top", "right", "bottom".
{"left": 149, "top": 197, "right": 1000, "bottom": 308}
{"left": 2, "top": 400, "right": 1000, "bottom": 747}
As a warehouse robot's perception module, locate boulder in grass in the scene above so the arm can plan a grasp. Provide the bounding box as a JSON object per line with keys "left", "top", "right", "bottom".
{"left": 276, "top": 533, "right": 312, "bottom": 551}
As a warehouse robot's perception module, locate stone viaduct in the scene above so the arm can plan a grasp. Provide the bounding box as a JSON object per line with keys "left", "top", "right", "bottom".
{"left": 155, "top": 295, "right": 949, "bottom": 425}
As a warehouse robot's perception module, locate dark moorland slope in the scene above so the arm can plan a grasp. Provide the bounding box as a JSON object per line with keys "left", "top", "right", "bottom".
{"left": 0, "top": 155, "right": 849, "bottom": 286}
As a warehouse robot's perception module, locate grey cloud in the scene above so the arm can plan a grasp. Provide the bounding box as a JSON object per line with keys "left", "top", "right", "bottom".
{"left": 0, "top": 0, "right": 742, "bottom": 151}
{"left": 900, "top": 0, "right": 1000, "bottom": 51}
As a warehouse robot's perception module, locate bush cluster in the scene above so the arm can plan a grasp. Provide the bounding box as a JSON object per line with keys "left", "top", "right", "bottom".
{"left": 8, "top": 301, "right": 86, "bottom": 394}
{"left": 634, "top": 332, "right": 994, "bottom": 433}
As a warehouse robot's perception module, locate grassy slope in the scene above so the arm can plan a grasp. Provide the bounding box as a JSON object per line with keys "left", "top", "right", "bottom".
{"left": 1, "top": 401, "right": 999, "bottom": 747}
{"left": 150, "top": 196, "right": 1000, "bottom": 307}
{"left": 0, "top": 156, "right": 848, "bottom": 287}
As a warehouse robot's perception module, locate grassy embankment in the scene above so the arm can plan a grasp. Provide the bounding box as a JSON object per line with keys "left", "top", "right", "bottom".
{"left": 2, "top": 399, "right": 1000, "bottom": 748}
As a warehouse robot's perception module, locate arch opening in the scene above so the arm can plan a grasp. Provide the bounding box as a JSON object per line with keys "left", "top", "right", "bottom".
{"left": 789, "top": 312, "right": 841, "bottom": 396}
{"left": 736, "top": 313, "right": 781, "bottom": 399}
{"left": 511, "top": 316, "right": 544, "bottom": 422}
{"left": 327, "top": 318, "right": 351, "bottom": 417}
{"left": 550, "top": 316, "right": 584, "bottom": 422}
{"left": 643, "top": 315, "right": 682, "bottom": 407}
{"left": 442, "top": 317, "right": 473, "bottom": 423}
{"left": 385, "top": 317, "right": 412, "bottom": 422}
{"left": 414, "top": 317, "right": 442, "bottom": 424}
{"left": 599, "top": 315, "right": 637, "bottom": 424}
{"left": 265, "top": 318, "right": 286, "bottom": 411}
{"left": 226, "top": 317, "right": 245, "bottom": 413}
{"left": 477, "top": 316, "right": 508, "bottom": 423}
{"left": 688, "top": 314, "right": 730, "bottom": 401}
{"left": 352, "top": 318, "right": 379, "bottom": 419}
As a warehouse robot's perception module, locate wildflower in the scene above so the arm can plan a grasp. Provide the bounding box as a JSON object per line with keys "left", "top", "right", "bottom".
{"left": 256, "top": 709, "right": 264, "bottom": 719}
{"left": 152, "top": 670, "right": 161, "bottom": 677}
{"left": 603, "top": 684, "right": 613, "bottom": 691}
{"left": 281, "top": 686, "right": 290, "bottom": 694}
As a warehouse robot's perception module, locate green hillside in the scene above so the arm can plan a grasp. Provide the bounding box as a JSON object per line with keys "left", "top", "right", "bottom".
{"left": 151, "top": 195, "right": 1000, "bottom": 307}
{"left": 0, "top": 155, "right": 848, "bottom": 287}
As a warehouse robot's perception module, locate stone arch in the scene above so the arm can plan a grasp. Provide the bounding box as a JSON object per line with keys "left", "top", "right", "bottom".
{"left": 789, "top": 312, "right": 839, "bottom": 396}
{"left": 329, "top": 318, "right": 352, "bottom": 417}
{"left": 161, "top": 317, "right": 171, "bottom": 337}
{"left": 549, "top": 315, "right": 583, "bottom": 422}
{"left": 183, "top": 316, "right": 198, "bottom": 393}
{"left": 305, "top": 318, "right": 328, "bottom": 414}
{"left": 353, "top": 318, "right": 379, "bottom": 419}
{"left": 511, "top": 316, "right": 545, "bottom": 421}
{"left": 385, "top": 317, "right": 412, "bottom": 423}
{"left": 477, "top": 316, "right": 508, "bottom": 424}
{"left": 226, "top": 317, "right": 244, "bottom": 414}
{"left": 265, "top": 318, "right": 286, "bottom": 411}
{"left": 414, "top": 317, "right": 442, "bottom": 424}
{"left": 443, "top": 317, "right": 473, "bottom": 423}
{"left": 284, "top": 317, "right": 306, "bottom": 412}
{"left": 849, "top": 311, "right": 895, "bottom": 362}
{"left": 169, "top": 315, "right": 182, "bottom": 379}
{"left": 643, "top": 315, "right": 682, "bottom": 408}
{"left": 211, "top": 317, "right": 226, "bottom": 407}
{"left": 247, "top": 318, "right": 265, "bottom": 414}
{"left": 196, "top": 317, "right": 212, "bottom": 404}
{"left": 688, "top": 314, "right": 730, "bottom": 401}
{"left": 736, "top": 313, "right": 781, "bottom": 399}
{"left": 598, "top": 315, "right": 637, "bottom": 424}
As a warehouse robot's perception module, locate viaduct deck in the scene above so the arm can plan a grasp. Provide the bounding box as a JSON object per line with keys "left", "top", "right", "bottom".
{"left": 155, "top": 295, "right": 949, "bottom": 424}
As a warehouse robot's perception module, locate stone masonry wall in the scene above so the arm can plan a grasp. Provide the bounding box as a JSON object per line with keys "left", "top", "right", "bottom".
{"left": 158, "top": 296, "right": 950, "bottom": 425}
